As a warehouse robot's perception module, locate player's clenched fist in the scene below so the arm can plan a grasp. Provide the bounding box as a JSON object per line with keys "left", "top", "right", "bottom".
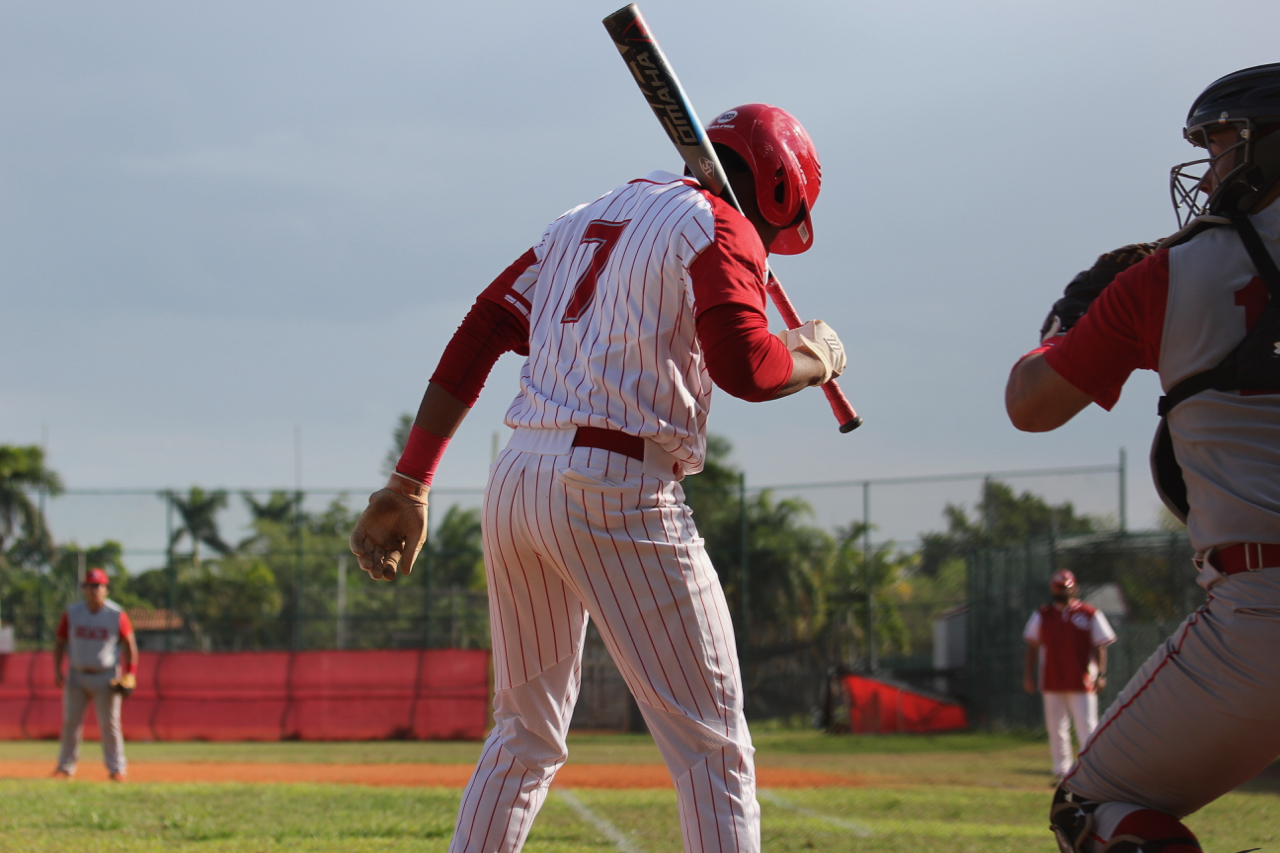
{"left": 349, "top": 473, "right": 430, "bottom": 581}
{"left": 778, "top": 319, "right": 846, "bottom": 385}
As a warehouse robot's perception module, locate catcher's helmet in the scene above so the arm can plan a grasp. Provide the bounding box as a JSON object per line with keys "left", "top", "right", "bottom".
{"left": 706, "top": 103, "right": 821, "bottom": 255}
{"left": 1172, "top": 63, "right": 1280, "bottom": 226}
{"left": 1049, "top": 570, "right": 1077, "bottom": 595}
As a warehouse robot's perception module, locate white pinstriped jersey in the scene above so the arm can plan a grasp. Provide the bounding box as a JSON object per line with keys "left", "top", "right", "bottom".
{"left": 494, "top": 170, "right": 765, "bottom": 476}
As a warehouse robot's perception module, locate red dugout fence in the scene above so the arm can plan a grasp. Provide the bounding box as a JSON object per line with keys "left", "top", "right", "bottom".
{"left": 0, "top": 649, "right": 490, "bottom": 741}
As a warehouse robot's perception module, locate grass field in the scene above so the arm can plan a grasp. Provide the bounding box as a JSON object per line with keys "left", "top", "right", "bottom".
{"left": 0, "top": 731, "right": 1275, "bottom": 852}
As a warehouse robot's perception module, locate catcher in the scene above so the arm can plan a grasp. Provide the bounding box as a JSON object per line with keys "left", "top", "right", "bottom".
{"left": 52, "top": 568, "right": 137, "bottom": 781}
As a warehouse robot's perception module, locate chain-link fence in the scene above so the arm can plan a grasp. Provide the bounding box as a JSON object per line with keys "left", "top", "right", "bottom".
{"left": 966, "top": 531, "right": 1199, "bottom": 731}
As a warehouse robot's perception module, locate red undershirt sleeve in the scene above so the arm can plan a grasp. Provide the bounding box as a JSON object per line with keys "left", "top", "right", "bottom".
{"left": 118, "top": 611, "right": 133, "bottom": 639}
{"left": 689, "top": 198, "right": 793, "bottom": 402}
{"left": 428, "top": 249, "right": 535, "bottom": 407}
{"left": 56, "top": 613, "right": 69, "bottom": 642}
{"left": 1044, "top": 248, "right": 1168, "bottom": 410}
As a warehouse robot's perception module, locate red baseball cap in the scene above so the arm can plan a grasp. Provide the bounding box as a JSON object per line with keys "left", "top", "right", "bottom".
{"left": 1050, "top": 570, "right": 1076, "bottom": 593}
{"left": 83, "top": 568, "right": 110, "bottom": 587}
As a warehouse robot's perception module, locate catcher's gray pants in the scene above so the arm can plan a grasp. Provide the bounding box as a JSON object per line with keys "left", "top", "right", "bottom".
{"left": 1064, "top": 568, "right": 1280, "bottom": 820}
{"left": 56, "top": 669, "right": 126, "bottom": 776}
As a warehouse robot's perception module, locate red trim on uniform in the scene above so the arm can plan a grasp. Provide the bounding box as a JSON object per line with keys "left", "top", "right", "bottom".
{"left": 395, "top": 425, "right": 449, "bottom": 487}
{"left": 56, "top": 613, "right": 69, "bottom": 641}
{"left": 1067, "top": 604, "right": 1207, "bottom": 782}
{"left": 1045, "top": 248, "right": 1169, "bottom": 410}
{"left": 117, "top": 611, "right": 133, "bottom": 639}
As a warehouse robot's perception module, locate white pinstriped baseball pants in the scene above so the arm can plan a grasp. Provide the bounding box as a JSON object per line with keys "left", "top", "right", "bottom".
{"left": 449, "top": 443, "right": 759, "bottom": 853}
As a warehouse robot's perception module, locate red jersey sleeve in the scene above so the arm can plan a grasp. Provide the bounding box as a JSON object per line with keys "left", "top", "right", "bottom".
{"left": 118, "top": 611, "right": 134, "bottom": 639}
{"left": 56, "top": 612, "right": 69, "bottom": 641}
{"left": 1044, "top": 248, "right": 1169, "bottom": 410}
{"left": 428, "top": 249, "right": 535, "bottom": 407}
{"left": 689, "top": 197, "right": 793, "bottom": 401}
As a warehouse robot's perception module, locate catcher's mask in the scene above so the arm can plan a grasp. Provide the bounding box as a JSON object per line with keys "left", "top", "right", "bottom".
{"left": 706, "top": 103, "right": 821, "bottom": 255}
{"left": 1172, "top": 63, "right": 1280, "bottom": 227}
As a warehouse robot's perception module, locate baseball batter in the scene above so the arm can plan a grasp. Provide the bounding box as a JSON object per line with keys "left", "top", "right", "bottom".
{"left": 1022, "top": 570, "right": 1116, "bottom": 783}
{"left": 350, "top": 103, "right": 844, "bottom": 853}
{"left": 1007, "top": 64, "right": 1280, "bottom": 853}
{"left": 52, "top": 567, "right": 137, "bottom": 781}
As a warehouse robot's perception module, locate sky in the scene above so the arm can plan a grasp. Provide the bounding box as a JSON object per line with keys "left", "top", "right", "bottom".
{"left": 3, "top": 0, "right": 1279, "bottom": 567}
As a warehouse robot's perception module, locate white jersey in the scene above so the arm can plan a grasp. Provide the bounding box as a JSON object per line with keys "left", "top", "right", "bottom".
{"left": 500, "top": 171, "right": 742, "bottom": 476}
{"left": 59, "top": 600, "right": 129, "bottom": 670}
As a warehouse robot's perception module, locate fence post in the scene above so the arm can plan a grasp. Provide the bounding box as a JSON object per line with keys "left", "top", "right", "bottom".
{"left": 1119, "top": 447, "right": 1128, "bottom": 533}
{"left": 165, "top": 491, "right": 175, "bottom": 653}
{"left": 293, "top": 488, "right": 303, "bottom": 652}
{"left": 863, "top": 480, "right": 875, "bottom": 673}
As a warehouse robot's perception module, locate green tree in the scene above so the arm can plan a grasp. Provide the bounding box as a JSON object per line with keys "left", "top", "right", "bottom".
{"left": 424, "top": 506, "right": 485, "bottom": 591}
{"left": 0, "top": 445, "right": 63, "bottom": 568}
{"left": 918, "top": 479, "right": 1098, "bottom": 577}
{"left": 167, "top": 487, "right": 234, "bottom": 573}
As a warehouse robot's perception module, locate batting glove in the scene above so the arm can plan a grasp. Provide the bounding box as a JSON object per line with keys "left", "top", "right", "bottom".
{"left": 349, "top": 473, "right": 429, "bottom": 581}
{"left": 1040, "top": 242, "right": 1160, "bottom": 342}
{"left": 778, "top": 319, "right": 846, "bottom": 385}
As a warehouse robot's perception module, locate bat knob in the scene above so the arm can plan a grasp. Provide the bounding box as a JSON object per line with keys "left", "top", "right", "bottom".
{"left": 839, "top": 416, "right": 863, "bottom": 434}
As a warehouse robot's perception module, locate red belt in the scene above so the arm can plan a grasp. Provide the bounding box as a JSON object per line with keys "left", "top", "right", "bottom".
{"left": 1210, "top": 542, "right": 1280, "bottom": 575}
{"left": 572, "top": 426, "right": 644, "bottom": 461}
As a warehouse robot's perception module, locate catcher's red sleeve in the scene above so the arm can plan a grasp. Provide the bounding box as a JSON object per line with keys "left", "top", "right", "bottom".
{"left": 118, "top": 611, "right": 133, "bottom": 639}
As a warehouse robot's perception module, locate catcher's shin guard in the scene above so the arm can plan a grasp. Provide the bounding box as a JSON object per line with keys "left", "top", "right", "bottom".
{"left": 1051, "top": 786, "right": 1099, "bottom": 853}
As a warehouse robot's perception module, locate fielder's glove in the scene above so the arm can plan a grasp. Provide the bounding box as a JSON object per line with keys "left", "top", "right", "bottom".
{"left": 1040, "top": 242, "right": 1160, "bottom": 341}
{"left": 778, "top": 319, "right": 847, "bottom": 385}
{"left": 109, "top": 673, "right": 136, "bottom": 698}
{"left": 349, "top": 473, "right": 429, "bottom": 581}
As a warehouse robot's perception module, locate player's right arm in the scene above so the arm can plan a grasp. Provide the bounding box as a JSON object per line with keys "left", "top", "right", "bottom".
{"left": 1023, "top": 641, "right": 1040, "bottom": 695}
{"left": 350, "top": 250, "right": 536, "bottom": 581}
{"left": 689, "top": 200, "right": 845, "bottom": 401}
{"left": 1007, "top": 247, "right": 1169, "bottom": 432}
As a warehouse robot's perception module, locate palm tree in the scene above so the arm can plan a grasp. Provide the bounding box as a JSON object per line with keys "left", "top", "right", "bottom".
{"left": 0, "top": 445, "right": 63, "bottom": 566}
{"left": 167, "top": 487, "right": 234, "bottom": 572}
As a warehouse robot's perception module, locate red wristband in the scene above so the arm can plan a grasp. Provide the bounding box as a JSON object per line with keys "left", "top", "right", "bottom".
{"left": 125, "top": 662, "right": 137, "bottom": 675}
{"left": 396, "top": 425, "right": 449, "bottom": 487}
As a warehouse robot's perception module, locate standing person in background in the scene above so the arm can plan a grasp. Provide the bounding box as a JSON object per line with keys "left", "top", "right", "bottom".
{"left": 1023, "top": 570, "right": 1115, "bottom": 785}
{"left": 52, "top": 567, "right": 137, "bottom": 781}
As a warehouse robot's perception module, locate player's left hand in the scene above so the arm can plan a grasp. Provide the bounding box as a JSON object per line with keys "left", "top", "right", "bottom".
{"left": 109, "top": 673, "right": 136, "bottom": 698}
{"left": 1040, "top": 242, "right": 1160, "bottom": 341}
{"left": 349, "top": 473, "right": 429, "bottom": 581}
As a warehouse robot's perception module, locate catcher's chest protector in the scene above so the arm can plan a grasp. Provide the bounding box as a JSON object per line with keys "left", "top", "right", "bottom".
{"left": 1153, "top": 213, "right": 1280, "bottom": 520}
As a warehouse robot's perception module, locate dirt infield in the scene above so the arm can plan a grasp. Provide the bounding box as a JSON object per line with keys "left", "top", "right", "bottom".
{"left": 0, "top": 761, "right": 865, "bottom": 788}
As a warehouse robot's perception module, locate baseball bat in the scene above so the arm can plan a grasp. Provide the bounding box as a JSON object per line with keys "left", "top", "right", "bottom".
{"left": 602, "top": 3, "right": 862, "bottom": 433}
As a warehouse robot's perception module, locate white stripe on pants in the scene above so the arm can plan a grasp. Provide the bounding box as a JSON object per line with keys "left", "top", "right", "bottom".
{"left": 57, "top": 669, "right": 125, "bottom": 775}
{"left": 449, "top": 445, "right": 759, "bottom": 853}
{"left": 1042, "top": 691, "right": 1097, "bottom": 777}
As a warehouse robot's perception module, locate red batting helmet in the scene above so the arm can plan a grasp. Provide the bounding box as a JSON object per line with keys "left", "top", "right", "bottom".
{"left": 83, "top": 568, "right": 109, "bottom": 587}
{"left": 1049, "top": 570, "right": 1077, "bottom": 594}
{"left": 706, "top": 103, "right": 821, "bottom": 255}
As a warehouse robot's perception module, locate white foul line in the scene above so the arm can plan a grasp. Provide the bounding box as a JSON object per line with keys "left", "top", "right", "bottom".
{"left": 555, "top": 788, "right": 644, "bottom": 853}
{"left": 758, "top": 789, "right": 874, "bottom": 837}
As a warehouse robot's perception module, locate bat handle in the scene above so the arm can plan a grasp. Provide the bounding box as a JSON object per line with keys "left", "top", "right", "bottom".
{"left": 766, "top": 274, "right": 863, "bottom": 433}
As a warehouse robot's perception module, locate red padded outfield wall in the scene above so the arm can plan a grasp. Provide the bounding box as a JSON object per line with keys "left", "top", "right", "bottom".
{"left": 0, "top": 649, "right": 490, "bottom": 741}
{"left": 842, "top": 673, "right": 967, "bottom": 734}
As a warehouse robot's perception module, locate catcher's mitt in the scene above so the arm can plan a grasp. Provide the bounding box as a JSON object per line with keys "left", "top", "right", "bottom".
{"left": 1041, "top": 242, "right": 1160, "bottom": 341}
{"left": 109, "top": 673, "right": 136, "bottom": 698}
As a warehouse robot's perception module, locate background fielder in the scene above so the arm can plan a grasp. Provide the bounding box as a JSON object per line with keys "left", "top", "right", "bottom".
{"left": 350, "top": 103, "right": 845, "bottom": 853}
{"left": 1007, "top": 63, "right": 1280, "bottom": 853}
{"left": 52, "top": 567, "right": 137, "bottom": 781}
{"left": 1022, "top": 570, "right": 1115, "bottom": 783}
